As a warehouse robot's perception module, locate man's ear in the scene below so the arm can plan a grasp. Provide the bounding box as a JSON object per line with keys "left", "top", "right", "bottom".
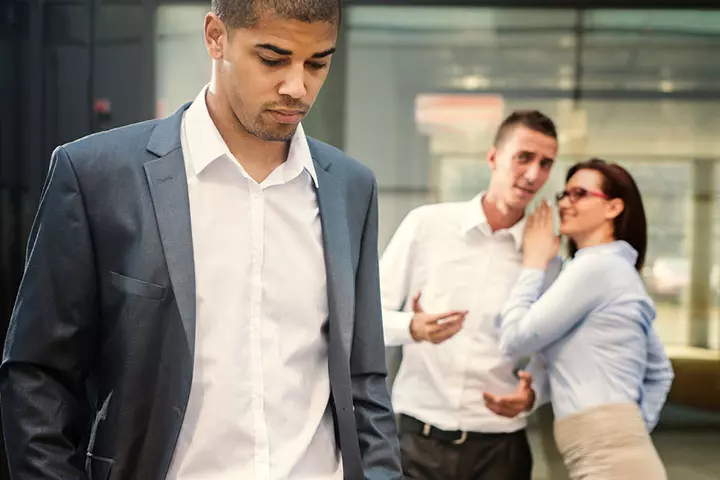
{"left": 205, "top": 13, "right": 227, "bottom": 60}
{"left": 487, "top": 146, "right": 498, "bottom": 171}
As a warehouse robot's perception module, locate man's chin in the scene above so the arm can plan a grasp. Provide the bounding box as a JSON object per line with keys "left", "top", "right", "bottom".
{"left": 505, "top": 194, "right": 528, "bottom": 208}
{"left": 512, "top": 192, "right": 537, "bottom": 210}
{"left": 253, "top": 125, "right": 297, "bottom": 142}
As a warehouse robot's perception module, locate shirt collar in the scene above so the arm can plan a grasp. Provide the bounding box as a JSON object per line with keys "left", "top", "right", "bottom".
{"left": 460, "top": 192, "right": 526, "bottom": 251}
{"left": 575, "top": 240, "right": 639, "bottom": 265}
{"left": 184, "top": 85, "right": 318, "bottom": 187}
{"left": 285, "top": 123, "right": 318, "bottom": 187}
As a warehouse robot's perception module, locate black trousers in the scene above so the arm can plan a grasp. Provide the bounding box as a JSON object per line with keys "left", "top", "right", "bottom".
{"left": 399, "top": 418, "right": 533, "bottom": 480}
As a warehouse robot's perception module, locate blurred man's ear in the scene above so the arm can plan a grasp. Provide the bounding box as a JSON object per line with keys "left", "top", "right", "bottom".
{"left": 487, "top": 146, "right": 498, "bottom": 171}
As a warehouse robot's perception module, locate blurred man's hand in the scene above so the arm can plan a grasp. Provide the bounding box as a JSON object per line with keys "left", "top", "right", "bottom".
{"left": 483, "top": 370, "right": 536, "bottom": 417}
{"left": 409, "top": 292, "right": 468, "bottom": 344}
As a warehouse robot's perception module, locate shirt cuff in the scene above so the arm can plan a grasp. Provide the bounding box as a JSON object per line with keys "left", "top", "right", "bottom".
{"left": 383, "top": 310, "right": 416, "bottom": 346}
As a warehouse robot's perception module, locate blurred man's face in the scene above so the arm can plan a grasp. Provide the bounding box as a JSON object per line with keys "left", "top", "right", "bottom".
{"left": 205, "top": 12, "right": 337, "bottom": 141}
{"left": 487, "top": 126, "right": 558, "bottom": 211}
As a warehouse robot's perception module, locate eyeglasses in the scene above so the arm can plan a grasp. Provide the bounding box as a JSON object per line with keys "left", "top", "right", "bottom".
{"left": 555, "top": 187, "right": 607, "bottom": 204}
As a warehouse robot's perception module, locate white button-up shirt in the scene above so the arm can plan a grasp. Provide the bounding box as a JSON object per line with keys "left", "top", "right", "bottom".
{"left": 381, "top": 194, "right": 560, "bottom": 433}
{"left": 167, "top": 87, "right": 342, "bottom": 480}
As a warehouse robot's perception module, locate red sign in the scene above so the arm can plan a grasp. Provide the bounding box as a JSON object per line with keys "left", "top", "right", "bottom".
{"left": 415, "top": 94, "right": 504, "bottom": 134}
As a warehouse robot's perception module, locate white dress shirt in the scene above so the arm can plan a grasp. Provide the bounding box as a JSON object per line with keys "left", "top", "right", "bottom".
{"left": 381, "top": 194, "right": 561, "bottom": 433}
{"left": 167, "top": 87, "right": 342, "bottom": 480}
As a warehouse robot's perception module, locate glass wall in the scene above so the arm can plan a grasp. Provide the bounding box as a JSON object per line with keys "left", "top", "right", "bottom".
{"left": 344, "top": 7, "right": 720, "bottom": 349}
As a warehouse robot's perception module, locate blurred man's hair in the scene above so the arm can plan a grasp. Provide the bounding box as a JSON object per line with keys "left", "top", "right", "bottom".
{"left": 493, "top": 110, "right": 557, "bottom": 148}
{"left": 211, "top": 0, "right": 342, "bottom": 29}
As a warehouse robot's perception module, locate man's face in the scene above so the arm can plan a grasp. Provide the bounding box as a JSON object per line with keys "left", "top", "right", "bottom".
{"left": 487, "top": 126, "right": 558, "bottom": 211}
{"left": 205, "top": 12, "right": 338, "bottom": 141}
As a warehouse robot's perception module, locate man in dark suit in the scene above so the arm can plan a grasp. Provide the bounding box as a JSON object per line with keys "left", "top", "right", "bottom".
{"left": 0, "top": 1, "right": 402, "bottom": 479}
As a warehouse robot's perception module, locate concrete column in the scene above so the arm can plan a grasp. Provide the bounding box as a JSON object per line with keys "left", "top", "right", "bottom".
{"left": 687, "top": 158, "right": 715, "bottom": 349}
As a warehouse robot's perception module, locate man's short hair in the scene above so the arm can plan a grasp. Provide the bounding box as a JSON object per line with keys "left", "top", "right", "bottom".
{"left": 493, "top": 110, "right": 557, "bottom": 148}
{"left": 211, "top": 0, "right": 342, "bottom": 29}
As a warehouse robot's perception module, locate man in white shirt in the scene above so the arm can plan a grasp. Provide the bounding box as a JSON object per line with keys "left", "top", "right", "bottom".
{"left": 381, "top": 110, "right": 561, "bottom": 479}
{"left": 0, "top": 1, "right": 402, "bottom": 479}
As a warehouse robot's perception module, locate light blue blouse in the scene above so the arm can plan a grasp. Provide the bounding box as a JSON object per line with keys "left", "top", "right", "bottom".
{"left": 498, "top": 240, "right": 674, "bottom": 431}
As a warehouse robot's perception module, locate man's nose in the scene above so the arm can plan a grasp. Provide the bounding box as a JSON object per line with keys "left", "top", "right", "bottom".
{"left": 278, "top": 64, "right": 307, "bottom": 99}
{"left": 524, "top": 163, "right": 541, "bottom": 184}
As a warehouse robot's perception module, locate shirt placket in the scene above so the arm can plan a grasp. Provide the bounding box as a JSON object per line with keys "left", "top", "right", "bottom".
{"left": 249, "top": 183, "right": 270, "bottom": 479}
{"left": 456, "top": 234, "right": 493, "bottom": 426}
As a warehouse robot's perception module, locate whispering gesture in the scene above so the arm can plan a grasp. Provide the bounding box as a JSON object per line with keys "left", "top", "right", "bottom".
{"left": 522, "top": 199, "right": 560, "bottom": 269}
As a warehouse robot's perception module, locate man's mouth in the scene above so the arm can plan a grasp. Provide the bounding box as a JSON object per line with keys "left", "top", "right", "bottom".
{"left": 267, "top": 109, "right": 306, "bottom": 124}
{"left": 514, "top": 186, "right": 536, "bottom": 196}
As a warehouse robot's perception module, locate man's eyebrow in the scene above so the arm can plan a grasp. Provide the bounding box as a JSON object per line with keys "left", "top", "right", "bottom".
{"left": 256, "top": 43, "right": 292, "bottom": 55}
{"left": 312, "top": 47, "right": 336, "bottom": 59}
{"left": 255, "top": 43, "right": 336, "bottom": 59}
{"left": 518, "top": 150, "right": 554, "bottom": 163}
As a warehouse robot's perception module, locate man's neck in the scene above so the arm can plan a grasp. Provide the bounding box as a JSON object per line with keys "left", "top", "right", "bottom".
{"left": 205, "top": 88, "right": 289, "bottom": 183}
{"left": 481, "top": 192, "right": 525, "bottom": 232}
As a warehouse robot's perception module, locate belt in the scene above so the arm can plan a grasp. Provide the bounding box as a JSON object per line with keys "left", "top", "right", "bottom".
{"left": 399, "top": 414, "right": 521, "bottom": 446}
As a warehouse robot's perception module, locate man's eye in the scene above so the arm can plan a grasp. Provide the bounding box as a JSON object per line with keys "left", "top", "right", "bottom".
{"left": 259, "top": 57, "right": 284, "bottom": 67}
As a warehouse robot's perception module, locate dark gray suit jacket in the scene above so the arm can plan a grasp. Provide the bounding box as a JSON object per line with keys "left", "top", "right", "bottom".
{"left": 0, "top": 103, "right": 402, "bottom": 480}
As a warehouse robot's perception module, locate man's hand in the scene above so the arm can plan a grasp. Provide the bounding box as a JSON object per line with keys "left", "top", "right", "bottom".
{"left": 409, "top": 292, "right": 467, "bottom": 344}
{"left": 483, "top": 371, "right": 536, "bottom": 418}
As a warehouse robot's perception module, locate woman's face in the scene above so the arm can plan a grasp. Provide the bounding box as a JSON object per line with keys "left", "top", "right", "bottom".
{"left": 557, "top": 169, "right": 616, "bottom": 239}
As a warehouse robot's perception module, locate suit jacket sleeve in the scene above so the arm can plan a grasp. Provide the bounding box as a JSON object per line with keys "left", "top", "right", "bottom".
{"left": 350, "top": 176, "right": 403, "bottom": 479}
{"left": 0, "top": 146, "right": 96, "bottom": 480}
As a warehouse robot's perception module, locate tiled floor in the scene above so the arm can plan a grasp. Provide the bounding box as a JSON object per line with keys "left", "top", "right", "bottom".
{"left": 657, "top": 431, "right": 720, "bottom": 480}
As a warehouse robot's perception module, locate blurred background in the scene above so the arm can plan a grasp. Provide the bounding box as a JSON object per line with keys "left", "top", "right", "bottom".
{"left": 2, "top": 0, "right": 720, "bottom": 478}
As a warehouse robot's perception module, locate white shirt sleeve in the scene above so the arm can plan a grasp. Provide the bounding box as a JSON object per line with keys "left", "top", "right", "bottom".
{"left": 379, "top": 208, "right": 423, "bottom": 346}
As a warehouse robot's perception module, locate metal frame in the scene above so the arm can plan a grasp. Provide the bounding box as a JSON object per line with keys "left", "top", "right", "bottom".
{"left": 423, "top": 88, "right": 720, "bottom": 101}
{"left": 342, "top": 0, "right": 720, "bottom": 8}
{"left": 147, "top": 0, "right": 720, "bottom": 8}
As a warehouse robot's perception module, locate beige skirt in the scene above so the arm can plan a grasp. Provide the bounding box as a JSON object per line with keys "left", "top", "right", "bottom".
{"left": 553, "top": 403, "right": 667, "bottom": 480}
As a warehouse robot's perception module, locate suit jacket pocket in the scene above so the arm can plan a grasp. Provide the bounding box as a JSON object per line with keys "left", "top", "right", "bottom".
{"left": 86, "top": 452, "right": 114, "bottom": 480}
{"left": 110, "top": 271, "right": 167, "bottom": 301}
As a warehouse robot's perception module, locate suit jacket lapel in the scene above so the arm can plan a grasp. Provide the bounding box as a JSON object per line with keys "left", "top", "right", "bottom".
{"left": 144, "top": 104, "right": 196, "bottom": 356}
{"left": 311, "top": 145, "right": 354, "bottom": 360}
